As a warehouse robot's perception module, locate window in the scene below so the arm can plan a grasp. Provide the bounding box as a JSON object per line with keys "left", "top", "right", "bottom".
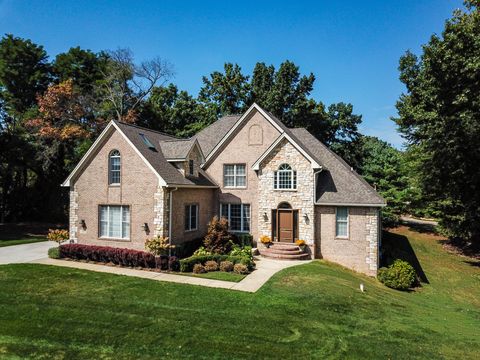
{"left": 336, "top": 207, "right": 349, "bottom": 238}
{"left": 139, "top": 133, "right": 156, "bottom": 150}
{"left": 274, "top": 163, "right": 297, "bottom": 190}
{"left": 220, "top": 203, "right": 250, "bottom": 232}
{"left": 99, "top": 205, "right": 130, "bottom": 239}
{"left": 189, "top": 159, "right": 194, "bottom": 176}
{"left": 185, "top": 204, "right": 198, "bottom": 231}
{"left": 109, "top": 150, "right": 121, "bottom": 185}
{"left": 223, "top": 164, "right": 246, "bottom": 188}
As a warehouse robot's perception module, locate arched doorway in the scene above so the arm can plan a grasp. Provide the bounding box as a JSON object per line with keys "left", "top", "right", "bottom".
{"left": 272, "top": 202, "right": 298, "bottom": 243}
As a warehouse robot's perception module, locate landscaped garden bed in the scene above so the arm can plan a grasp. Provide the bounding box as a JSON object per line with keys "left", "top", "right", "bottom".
{"left": 49, "top": 216, "right": 256, "bottom": 280}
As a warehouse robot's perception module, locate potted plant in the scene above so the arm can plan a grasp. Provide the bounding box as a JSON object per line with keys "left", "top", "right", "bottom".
{"left": 260, "top": 235, "right": 272, "bottom": 248}
{"left": 295, "top": 239, "right": 306, "bottom": 251}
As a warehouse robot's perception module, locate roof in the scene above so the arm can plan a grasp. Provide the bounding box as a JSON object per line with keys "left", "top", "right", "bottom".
{"left": 114, "top": 121, "right": 216, "bottom": 187}
{"left": 193, "top": 115, "right": 241, "bottom": 157}
{"left": 289, "top": 128, "right": 385, "bottom": 206}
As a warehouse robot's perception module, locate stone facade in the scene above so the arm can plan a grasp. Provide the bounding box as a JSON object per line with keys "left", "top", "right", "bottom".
{"left": 314, "top": 206, "right": 379, "bottom": 276}
{"left": 69, "top": 185, "right": 79, "bottom": 241}
{"left": 257, "top": 139, "right": 315, "bottom": 244}
{"left": 153, "top": 186, "right": 168, "bottom": 238}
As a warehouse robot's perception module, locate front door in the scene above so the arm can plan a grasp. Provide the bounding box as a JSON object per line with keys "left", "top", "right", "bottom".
{"left": 278, "top": 210, "right": 294, "bottom": 242}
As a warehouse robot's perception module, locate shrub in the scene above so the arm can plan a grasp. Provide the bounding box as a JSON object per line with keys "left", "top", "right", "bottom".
{"left": 203, "top": 216, "right": 235, "bottom": 254}
{"left": 219, "top": 261, "right": 234, "bottom": 272}
{"left": 174, "top": 237, "right": 204, "bottom": 258}
{"left": 204, "top": 260, "right": 219, "bottom": 272}
{"left": 168, "top": 256, "right": 180, "bottom": 271}
{"left": 47, "top": 229, "right": 69, "bottom": 245}
{"left": 260, "top": 235, "right": 272, "bottom": 245}
{"left": 378, "top": 259, "right": 416, "bottom": 290}
{"left": 193, "top": 263, "right": 206, "bottom": 274}
{"left": 145, "top": 236, "right": 175, "bottom": 256}
{"left": 193, "top": 246, "right": 212, "bottom": 256}
{"left": 235, "top": 233, "right": 253, "bottom": 247}
{"left": 233, "top": 263, "right": 249, "bottom": 275}
{"left": 48, "top": 247, "right": 60, "bottom": 259}
{"left": 179, "top": 254, "right": 255, "bottom": 272}
{"left": 229, "top": 243, "right": 253, "bottom": 261}
{"left": 58, "top": 244, "right": 183, "bottom": 269}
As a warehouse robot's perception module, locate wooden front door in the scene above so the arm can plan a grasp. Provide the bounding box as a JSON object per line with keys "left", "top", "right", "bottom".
{"left": 278, "top": 210, "right": 294, "bottom": 242}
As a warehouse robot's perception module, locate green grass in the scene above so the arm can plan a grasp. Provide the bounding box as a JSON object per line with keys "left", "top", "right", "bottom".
{"left": 0, "top": 236, "right": 46, "bottom": 248}
{"left": 0, "top": 226, "right": 479, "bottom": 359}
{"left": 178, "top": 271, "right": 246, "bottom": 282}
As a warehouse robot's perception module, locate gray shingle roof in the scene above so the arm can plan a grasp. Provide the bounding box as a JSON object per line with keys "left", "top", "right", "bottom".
{"left": 193, "top": 115, "right": 241, "bottom": 156}
{"left": 114, "top": 121, "right": 217, "bottom": 187}
{"left": 159, "top": 138, "right": 196, "bottom": 160}
{"left": 289, "top": 128, "right": 385, "bottom": 205}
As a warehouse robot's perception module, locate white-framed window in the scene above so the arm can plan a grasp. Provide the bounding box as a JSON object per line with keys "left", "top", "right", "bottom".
{"left": 109, "top": 150, "right": 121, "bottom": 185}
{"left": 99, "top": 205, "right": 130, "bottom": 239}
{"left": 188, "top": 159, "right": 194, "bottom": 176}
{"left": 220, "top": 203, "right": 250, "bottom": 232}
{"left": 185, "top": 204, "right": 198, "bottom": 231}
{"left": 274, "top": 163, "right": 297, "bottom": 190}
{"left": 335, "top": 207, "right": 349, "bottom": 238}
{"left": 223, "top": 164, "right": 246, "bottom": 188}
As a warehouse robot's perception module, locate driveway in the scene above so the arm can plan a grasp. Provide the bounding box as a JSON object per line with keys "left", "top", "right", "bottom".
{"left": 0, "top": 241, "right": 54, "bottom": 264}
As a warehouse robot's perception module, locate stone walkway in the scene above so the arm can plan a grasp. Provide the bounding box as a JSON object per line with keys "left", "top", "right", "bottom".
{"left": 32, "top": 257, "right": 310, "bottom": 293}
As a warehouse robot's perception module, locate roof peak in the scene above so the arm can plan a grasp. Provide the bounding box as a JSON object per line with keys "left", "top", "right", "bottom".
{"left": 114, "top": 120, "right": 179, "bottom": 139}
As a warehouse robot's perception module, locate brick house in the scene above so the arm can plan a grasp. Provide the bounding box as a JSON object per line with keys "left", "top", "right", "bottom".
{"left": 62, "top": 103, "right": 385, "bottom": 276}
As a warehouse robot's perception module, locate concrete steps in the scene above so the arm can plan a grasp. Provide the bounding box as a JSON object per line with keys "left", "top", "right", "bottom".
{"left": 258, "top": 242, "right": 310, "bottom": 260}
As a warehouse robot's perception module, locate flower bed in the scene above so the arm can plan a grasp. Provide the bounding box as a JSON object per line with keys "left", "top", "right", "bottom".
{"left": 179, "top": 254, "right": 254, "bottom": 273}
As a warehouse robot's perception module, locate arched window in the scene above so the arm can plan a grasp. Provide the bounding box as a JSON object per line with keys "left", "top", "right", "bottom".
{"left": 109, "top": 150, "right": 121, "bottom": 185}
{"left": 274, "top": 164, "right": 297, "bottom": 190}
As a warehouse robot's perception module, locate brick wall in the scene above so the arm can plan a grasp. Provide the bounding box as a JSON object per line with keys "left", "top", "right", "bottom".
{"left": 315, "top": 206, "right": 379, "bottom": 276}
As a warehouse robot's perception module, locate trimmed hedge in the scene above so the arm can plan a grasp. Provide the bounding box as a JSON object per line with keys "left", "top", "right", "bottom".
{"left": 59, "top": 244, "right": 179, "bottom": 270}
{"left": 48, "top": 247, "right": 60, "bottom": 259}
{"left": 180, "top": 254, "right": 255, "bottom": 272}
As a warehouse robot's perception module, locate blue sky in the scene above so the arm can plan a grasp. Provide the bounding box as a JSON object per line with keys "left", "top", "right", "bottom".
{"left": 0, "top": 0, "right": 463, "bottom": 147}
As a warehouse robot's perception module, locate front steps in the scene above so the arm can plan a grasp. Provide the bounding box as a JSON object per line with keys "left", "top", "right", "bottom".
{"left": 258, "top": 242, "right": 310, "bottom": 260}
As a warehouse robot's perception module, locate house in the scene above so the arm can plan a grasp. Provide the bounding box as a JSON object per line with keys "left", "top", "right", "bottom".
{"left": 62, "top": 103, "right": 385, "bottom": 276}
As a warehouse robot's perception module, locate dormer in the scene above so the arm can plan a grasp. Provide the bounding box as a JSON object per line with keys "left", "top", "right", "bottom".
{"left": 160, "top": 138, "right": 205, "bottom": 178}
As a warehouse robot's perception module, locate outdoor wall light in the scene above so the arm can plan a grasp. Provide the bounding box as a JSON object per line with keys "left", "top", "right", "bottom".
{"left": 79, "top": 219, "right": 86, "bottom": 229}
{"left": 263, "top": 212, "right": 268, "bottom": 221}
{"left": 303, "top": 213, "right": 309, "bottom": 221}
{"left": 141, "top": 223, "right": 149, "bottom": 232}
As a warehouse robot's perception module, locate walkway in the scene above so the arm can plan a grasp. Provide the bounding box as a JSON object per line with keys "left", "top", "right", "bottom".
{"left": 0, "top": 241, "right": 56, "bottom": 264}
{"left": 32, "top": 257, "right": 310, "bottom": 293}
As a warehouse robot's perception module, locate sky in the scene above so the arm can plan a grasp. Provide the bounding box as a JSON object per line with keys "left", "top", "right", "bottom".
{"left": 0, "top": 0, "right": 464, "bottom": 147}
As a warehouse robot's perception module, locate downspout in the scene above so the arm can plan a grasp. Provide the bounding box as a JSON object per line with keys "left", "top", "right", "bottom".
{"left": 168, "top": 186, "right": 178, "bottom": 257}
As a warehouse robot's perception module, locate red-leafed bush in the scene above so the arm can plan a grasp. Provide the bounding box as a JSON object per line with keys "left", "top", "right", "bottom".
{"left": 58, "top": 244, "right": 182, "bottom": 269}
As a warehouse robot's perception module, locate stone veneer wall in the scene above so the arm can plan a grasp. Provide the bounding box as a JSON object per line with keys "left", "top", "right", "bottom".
{"left": 69, "top": 185, "right": 79, "bottom": 242}
{"left": 153, "top": 186, "right": 169, "bottom": 238}
{"left": 257, "top": 139, "right": 315, "bottom": 244}
{"left": 315, "top": 206, "right": 379, "bottom": 276}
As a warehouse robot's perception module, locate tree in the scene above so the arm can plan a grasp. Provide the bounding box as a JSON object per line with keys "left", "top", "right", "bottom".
{"left": 358, "top": 136, "right": 409, "bottom": 226}
{"left": 100, "top": 48, "right": 174, "bottom": 122}
{"left": 0, "top": 34, "right": 51, "bottom": 122}
{"left": 53, "top": 47, "right": 107, "bottom": 93}
{"left": 394, "top": 1, "right": 480, "bottom": 244}
{"left": 199, "top": 63, "right": 249, "bottom": 116}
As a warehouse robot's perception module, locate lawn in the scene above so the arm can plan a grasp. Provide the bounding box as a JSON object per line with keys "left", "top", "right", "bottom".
{"left": 178, "top": 271, "right": 246, "bottom": 282}
{"left": 0, "top": 226, "right": 479, "bottom": 359}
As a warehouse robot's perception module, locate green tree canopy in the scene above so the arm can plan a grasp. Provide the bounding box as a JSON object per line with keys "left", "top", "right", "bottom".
{"left": 394, "top": 1, "right": 480, "bottom": 243}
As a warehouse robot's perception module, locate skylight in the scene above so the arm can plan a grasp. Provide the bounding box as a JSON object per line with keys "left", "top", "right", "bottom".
{"left": 139, "top": 133, "right": 156, "bottom": 150}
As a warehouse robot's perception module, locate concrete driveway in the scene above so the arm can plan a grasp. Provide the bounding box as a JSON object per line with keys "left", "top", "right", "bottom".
{"left": 0, "top": 241, "right": 54, "bottom": 264}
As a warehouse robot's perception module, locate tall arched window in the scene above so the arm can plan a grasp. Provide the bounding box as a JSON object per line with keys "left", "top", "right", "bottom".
{"left": 109, "top": 150, "right": 121, "bottom": 185}
{"left": 274, "top": 163, "right": 297, "bottom": 190}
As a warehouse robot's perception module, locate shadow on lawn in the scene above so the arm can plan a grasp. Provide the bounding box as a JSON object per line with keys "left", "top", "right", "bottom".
{"left": 382, "top": 231, "right": 429, "bottom": 284}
